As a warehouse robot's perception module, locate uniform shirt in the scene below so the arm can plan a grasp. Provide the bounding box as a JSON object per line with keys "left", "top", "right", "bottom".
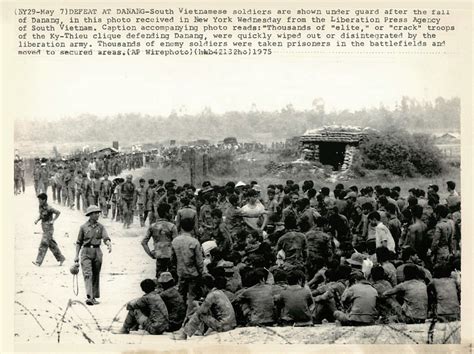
{"left": 159, "top": 286, "right": 186, "bottom": 330}
{"left": 396, "top": 263, "right": 432, "bottom": 284}
{"left": 277, "top": 231, "right": 307, "bottom": 266}
{"left": 428, "top": 278, "right": 460, "bottom": 317}
{"left": 328, "top": 214, "right": 351, "bottom": 243}
{"left": 275, "top": 284, "right": 314, "bottom": 324}
{"left": 223, "top": 205, "right": 244, "bottom": 235}
{"left": 91, "top": 178, "right": 101, "bottom": 194}
{"left": 381, "top": 261, "right": 397, "bottom": 286}
{"left": 39, "top": 167, "right": 49, "bottom": 182}
{"left": 341, "top": 280, "right": 378, "bottom": 323}
{"left": 121, "top": 181, "right": 136, "bottom": 201}
{"left": 431, "top": 218, "right": 454, "bottom": 252}
{"left": 197, "top": 289, "right": 236, "bottom": 330}
{"left": 234, "top": 284, "right": 275, "bottom": 325}
{"left": 282, "top": 205, "right": 298, "bottom": 224}
{"left": 213, "top": 222, "right": 233, "bottom": 256}
{"left": 372, "top": 279, "right": 402, "bottom": 318}
{"left": 300, "top": 207, "right": 321, "bottom": 229}
{"left": 171, "top": 232, "right": 204, "bottom": 278}
{"left": 76, "top": 220, "right": 110, "bottom": 247}
{"left": 74, "top": 175, "right": 84, "bottom": 192}
{"left": 305, "top": 229, "right": 333, "bottom": 261}
{"left": 127, "top": 290, "right": 169, "bottom": 330}
{"left": 82, "top": 178, "right": 92, "bottom": 197}
{"left": 384, "top": 279, "right": 428, "bottom": 320}
{"left": 142, "top": 219, "right": 178, "bottom": 259}
{"left": 199, "top": 204, "right": 214, "bottom": 229}
{"left": 38, "top": 203, "right": 59, "bottom": 224}
{"left": 100, "top": 179, "right": 113, "bottom": 198}
{"left": 33, "top": 165, "right": 41, "bottom": 181}
{"left": 388, "top": 215, "right": 402, "bottom": 245}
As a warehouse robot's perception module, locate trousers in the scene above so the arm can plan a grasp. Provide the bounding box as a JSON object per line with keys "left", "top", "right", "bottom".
{"left": 123, "top": 308, "right": 168, "bottom": 334}
{"left": 36, "top": 223, "right": 65, "bottom": 265}
{"left": 80, "top": 247, "right": 103, "bottom": 299}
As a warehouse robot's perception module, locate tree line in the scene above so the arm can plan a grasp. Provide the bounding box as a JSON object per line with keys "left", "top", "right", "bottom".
{"left": 14, "top": 96, "right": 460, "bottom": 143}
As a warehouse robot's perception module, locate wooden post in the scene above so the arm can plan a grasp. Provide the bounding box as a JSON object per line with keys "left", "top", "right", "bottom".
{"left": 190, "top": 148, "right": 196, "bottom": 186}
{"left": 203, "top": 153, "right": 209, "bottom": 177}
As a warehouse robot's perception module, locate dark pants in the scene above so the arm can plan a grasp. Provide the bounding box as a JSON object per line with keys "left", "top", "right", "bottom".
{"left": 122, "top": 199, "right": 134, "bottom": 226}
{"left": 35, "top": 223, "right": 65, "bottom": 265}
{"left": 56, "top": 186, "right": 62, "bottom": 204}
{"left": 100, "top": 196, "right": 110, "bottom": 217}
{"left": 334, "top": 311, "right": 374, "bottom": 326}
{"left": 156, "top": 258, "right": 171, "bottom": 279}
{"left": 123, "top": 308, "right": 168, "bottom": 334}
{"left": 366, "top": 239, "right": 376, "bottom": 255}
{"left": 80, "top": 247, "right": 103, "bottom": 299}
{"left": 76, "top": 190, "right": 82, "bottom": 211}
{"left": 178, "top": 277, "right": 200, "bottom": 316}
{"left": 183, "top": 310, "right": 235, "bottom": 337}
{"left": 51, "top": 183, "right": 57, "bottom": 202}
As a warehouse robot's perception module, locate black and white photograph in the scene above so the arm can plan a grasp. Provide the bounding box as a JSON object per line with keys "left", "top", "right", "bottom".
{"left": 2, "top": 0, "right": 472, "bottom": 352}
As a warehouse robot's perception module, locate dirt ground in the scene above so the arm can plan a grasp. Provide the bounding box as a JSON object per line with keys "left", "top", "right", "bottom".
{"left": 14, "top": 172, "right": 460, "bottom": 346}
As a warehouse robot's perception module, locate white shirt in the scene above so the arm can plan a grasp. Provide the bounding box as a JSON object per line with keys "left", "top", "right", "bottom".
{"left": 375, "top": 222, "right": 395, "bottom": 252}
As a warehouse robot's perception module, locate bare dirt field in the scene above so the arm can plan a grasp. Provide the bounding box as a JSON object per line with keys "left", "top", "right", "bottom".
{"left": 14, "top": 170, "right": 460, "bottom": 347}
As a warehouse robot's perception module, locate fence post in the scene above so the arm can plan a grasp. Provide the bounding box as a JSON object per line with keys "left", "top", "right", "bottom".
{"left": 203, "top": 153, "right": 209, "bottom": 177}
{"left": 190, "top": 148, "right": 196, "bottom": 186}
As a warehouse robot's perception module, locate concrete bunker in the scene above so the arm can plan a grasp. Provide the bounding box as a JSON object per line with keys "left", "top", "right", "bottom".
{"left": 300, "top": 126, "right": 370, "bottom": 171}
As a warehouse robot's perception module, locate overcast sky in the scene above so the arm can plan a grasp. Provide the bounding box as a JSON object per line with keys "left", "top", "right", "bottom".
{"left": 6, "top": 53, "right": 465, "bottom": 121}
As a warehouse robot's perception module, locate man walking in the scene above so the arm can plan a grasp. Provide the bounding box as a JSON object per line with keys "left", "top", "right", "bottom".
{"left": 74, "top": 205, "right": 112, "bottom": 305}
{"left": 32, "top": 193, "right": 66, "bottom": 266}
{"left": 121, "top": 175, "right": 136, "bottom": 228}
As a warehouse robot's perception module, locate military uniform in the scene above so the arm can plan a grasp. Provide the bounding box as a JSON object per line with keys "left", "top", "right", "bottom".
{"left": 35, "top": 204, "right": 65, "bottom": 265}
{"left": 122, "top": 290, "right": 169, "bottom": 334}
{"left": 142, "top": 218, "right": 178, "bottom": 278}
{"left": 136, "top": 185, "right": 147, "bottom": 227}
{"left": 183, "top": 288, "right": 236, "bottom": 337}
{"left": 76, "top": 220, "right": 111, "bottom": 300}
{"left": 159, "top": 286, "right": 186, "bottom": 331}
{"left": 121, "top": 181, "right": 136, "bottom": 227}
{"left": 99, "top": 178, "right": 113, "bottom": 217}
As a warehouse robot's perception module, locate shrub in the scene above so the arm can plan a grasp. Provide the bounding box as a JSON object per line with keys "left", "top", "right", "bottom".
{"left": 208, "top": 151, "right": 236, "bottom": 176}
{"left": 358, "top": 130, "right": 444, "bottom": 177}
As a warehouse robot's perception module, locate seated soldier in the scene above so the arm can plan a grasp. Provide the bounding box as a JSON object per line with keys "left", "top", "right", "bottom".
{"left": 156, "top": 272, "right": 186, "bottom": 332}
{"left": 274, "top": 270, "right": 314, "bottom": 326}
{"left": 233, "top": 268, "right": 275, "bottom": 326}
{"left": 428, "top": 264, "right": 460, "bottom": 322}
{"left": 271, "top": 269, "right": 288, "bottom": 297}
{"left": 396, "top": 247, "right": 432, "bottom": 284}
{"left": 334, "top": 270, "right": 378, "bottom": 326}
{"left": 375, "top": 246, "right": 397, "bottom": 286}
{"left": 174, "top": 274, "right": 236, "bottom": 340}
{"left": 370, "top": 266, "right": 403, "bottom": 323}
{"left": 114, "top": 279, "right": 169, "bottom": 334}
{"left": 383, "top": 264, "right": 428, "bottom": 324}
{"left": 312, "top": 267, "right": 347, "bottom": 323}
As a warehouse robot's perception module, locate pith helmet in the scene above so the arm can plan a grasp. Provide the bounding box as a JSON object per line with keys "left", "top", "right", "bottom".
{"left": 85, "top": 205, "right": 101, "bottom": 216}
